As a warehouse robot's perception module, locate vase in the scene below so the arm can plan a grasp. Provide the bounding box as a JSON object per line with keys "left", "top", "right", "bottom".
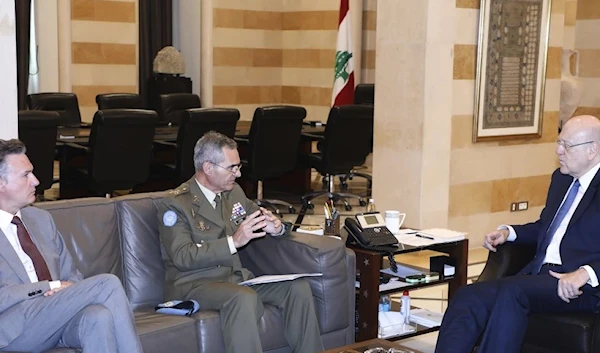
{"left": 559, "top": 49, "right": 583, "bottom": 130}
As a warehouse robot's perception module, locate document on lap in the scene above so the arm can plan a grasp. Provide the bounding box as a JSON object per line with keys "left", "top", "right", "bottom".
{"left": 238, "top": 273, "right": 322, "bottom": 286}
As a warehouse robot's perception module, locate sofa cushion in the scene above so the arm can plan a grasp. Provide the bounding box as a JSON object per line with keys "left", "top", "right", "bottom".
{"left": 37, "top": 197, "right": 122, "bottom": 279}
{"left": 135, "top": 310, "right": 199, "bottom": 353}
{"left": 115, "top": 192, "right": 169, "bottom": 309}
{"left": 524, "top": 312, "right": 597, "bottom": 353}
{"left": 193, "top": 305, "right": 288, "bottom": 353}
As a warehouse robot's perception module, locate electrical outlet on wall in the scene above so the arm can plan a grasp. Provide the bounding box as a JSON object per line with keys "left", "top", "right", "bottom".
{"left": 510, "top": 201, "right": 529, "bottom": 212}
{"left": 510, "top": 203, "right": 517, "bottom": 212}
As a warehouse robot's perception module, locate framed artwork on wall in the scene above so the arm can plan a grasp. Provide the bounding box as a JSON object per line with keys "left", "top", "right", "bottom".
{"left": 473, "top": 0, "right": 552, "bottom": 142}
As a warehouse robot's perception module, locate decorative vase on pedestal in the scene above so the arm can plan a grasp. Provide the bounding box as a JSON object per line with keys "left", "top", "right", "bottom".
{"left": 559, "top": 49, "right": 583, "bottom": 131}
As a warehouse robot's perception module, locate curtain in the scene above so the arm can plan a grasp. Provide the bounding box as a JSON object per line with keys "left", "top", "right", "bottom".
{"left": 15, "top": 0, "right": 32, "bottom": 110}
{"left": 139, "top": 0, "right": 173, "bottom": 107}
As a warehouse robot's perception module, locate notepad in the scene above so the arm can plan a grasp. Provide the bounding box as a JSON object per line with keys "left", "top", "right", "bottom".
{"left": 238, "top": 273, "right": 322, "bottom": 286}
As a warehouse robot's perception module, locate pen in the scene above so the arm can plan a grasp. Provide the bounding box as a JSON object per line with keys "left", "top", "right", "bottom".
{"left": 416, "top": 233, "right": 435, "bottom": 240}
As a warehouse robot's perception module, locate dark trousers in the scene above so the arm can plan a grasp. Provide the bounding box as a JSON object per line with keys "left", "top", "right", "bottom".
{"left": 435, "top": 266, "right": 599, "bottom": 353}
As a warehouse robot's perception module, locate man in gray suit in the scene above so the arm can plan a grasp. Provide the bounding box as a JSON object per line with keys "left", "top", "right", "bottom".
{"left": 157, "top": 131, "right": 323, "bottom": 353}
{"left": 0, "top": 139, "right": 143, "bottom": 353}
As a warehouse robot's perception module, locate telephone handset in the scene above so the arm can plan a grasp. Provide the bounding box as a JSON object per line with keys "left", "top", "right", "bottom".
{"left": 344, "top": 213, "right": 399, "bottom": 247}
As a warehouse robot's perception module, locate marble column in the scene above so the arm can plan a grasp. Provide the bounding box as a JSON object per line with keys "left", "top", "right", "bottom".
{"left": 0, "top": 0, "right": 18, "bottom": 139}
{"left": 372, "top": 0, "right": 454, "bottom": 228}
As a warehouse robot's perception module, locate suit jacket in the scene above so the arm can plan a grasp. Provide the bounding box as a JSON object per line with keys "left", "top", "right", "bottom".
{"left": 157, "top": 177, "right": 291, "bottom": 300}
{"left": 514, "top": 168, "right": 600, "bottom": 284}
{"left": 0, "top": 206, "right": 83, "bottom": 347}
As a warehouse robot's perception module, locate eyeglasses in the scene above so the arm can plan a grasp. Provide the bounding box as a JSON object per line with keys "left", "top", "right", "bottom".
{"left": 556, "top": 139, "right": 595, "bottom": 151}
{"left": 208, "top": 161, "right": 242, "bottom": 174}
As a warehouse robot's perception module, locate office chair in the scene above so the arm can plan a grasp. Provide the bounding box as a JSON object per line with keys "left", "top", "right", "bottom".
{"left": 330, "top": 83, "right": 376, "bottom": 194}
{"left": 17, "top": 110, "right": 60, "bottom": 200}
{"left": 238, "top": 105, "right": 307, "bottom": 216}
{"left": 96, "top": 93, "right": 144, "bottom": 110}
{"left": 63, "top": 109, "right": 158, "bottom": 197}
{"left": 157, "top": 93, "right": 201, "bottom": 125}
{"left": 295, "top": 105, "right": 373, "bottom": 225}
{"left": 353, "top": 83, "right": 375, "bottom": 105}
{"left": 27, "top": 92, "right": 84, "bottom": 127}
{"left": 152, "top": 108, "right": 240, "bottom": 187}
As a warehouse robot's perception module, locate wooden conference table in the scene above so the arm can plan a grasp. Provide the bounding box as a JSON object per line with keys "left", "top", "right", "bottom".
{"left": 56, "top": 121, "right": 325, "bottom": 198}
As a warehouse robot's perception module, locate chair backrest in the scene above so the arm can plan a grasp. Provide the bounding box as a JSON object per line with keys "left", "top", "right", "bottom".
{"left": 88, "top": 109, "right": 158, "bottom": 193}
{"left": 18, "top": 110, "right": 60, "bottom": 194}
{"left": 176, "top": 108, "right": 240, "bottom": 182}
{"left": 318, "top": 105, "right": 374, "bottom": 175}
{"left": 354, "top": 84, "right": 374, "bottom": 105}
{"left": 246, "top": 105, "right": 307, "bottom": 180}
{"left": 158, "top": 93, "right": 201, "bottom": 124}
{"left": 96, "top": 93, "right": 144, "bottom": 110}
{"left": 27, "top": 92, "right": 82, "bottom": 126}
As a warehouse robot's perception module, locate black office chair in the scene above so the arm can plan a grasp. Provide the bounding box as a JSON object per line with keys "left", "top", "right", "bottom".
{"left": 353, "top": 83, "right": 375, "bottom": 105}
{"left": 157, "top": 93, "right": 201, "bottom": 125}
{"left": 96, "top": 93, "right": 144, "bottom": 110}
{"left": 238, "top": 105, "right": 307, "bottom": 215}
{"left": 153, "top": 108, "right": 240, "bottom": 186}
{"left": 63, "top": 109, "right": 158, "bottom": 197}
{"left": 18, "top": 110, "right": 60, "bottom": 200}
{"left": 27, "top": 92, "right": 84, "bottom": 127}
{"left": 295, "top": 105, "right": 373, "bottom": 225}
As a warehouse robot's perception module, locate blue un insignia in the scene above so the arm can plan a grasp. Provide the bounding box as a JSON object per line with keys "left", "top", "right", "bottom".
{"left": 163, "top": 210, "right": 178, "bottom": 227}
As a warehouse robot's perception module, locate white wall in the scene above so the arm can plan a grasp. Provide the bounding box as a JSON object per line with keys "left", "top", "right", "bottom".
{"left": 35, "top": 0, "right": 60, "bottom": 92}
{"left": 0, "top": 0, "right": 18, "bottom": 139}
{"left": 173, "top": 0, "right": 201, "bottom": 97}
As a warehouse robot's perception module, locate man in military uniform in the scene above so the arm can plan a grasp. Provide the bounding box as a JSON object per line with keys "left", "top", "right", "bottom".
{"left": 156, "top": 131, "right": 323, "bottom": 353}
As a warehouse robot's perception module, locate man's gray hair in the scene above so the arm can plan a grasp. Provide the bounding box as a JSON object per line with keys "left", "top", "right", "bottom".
{"left": 0, "top": 139, "right": 26, "bottom": 180}
{"left": 193, "top": 131, "right": 237, "bottom": 172}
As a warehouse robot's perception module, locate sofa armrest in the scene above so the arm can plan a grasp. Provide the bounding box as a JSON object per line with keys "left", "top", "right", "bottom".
{"left": 239, "top": 233, "right": 355, "bottom": 335}
{"left": 477, "top": 243, "right": 536, "bottom": 283}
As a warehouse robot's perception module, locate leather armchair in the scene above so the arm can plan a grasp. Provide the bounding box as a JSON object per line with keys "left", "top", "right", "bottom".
{"left": 96, "top": 93, "right": 144, "bottom": 110}
{"left": 477, "top": 243, "right": 600, "bottom": 353}
{"left": 27, "top": 93, "right": 84, "bottom": 127}
{"left": 158, "top": 93, "right": 201, "bottom": 125}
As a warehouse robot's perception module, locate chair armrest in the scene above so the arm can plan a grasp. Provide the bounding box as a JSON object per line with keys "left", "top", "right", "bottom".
{"left": 302, "top": 132, "right": 324, "bottom": 141}
{"left": 63, "top": 142, "right": 89, "bottom": 151}
{"left": 477, "top": 243, "right": 536, "bottom": 283}
{"left": 239, "top": 233, "right": 355, "bottom": 335}
{"left": 154, "top": 140, "right": 177, "bottom": 148}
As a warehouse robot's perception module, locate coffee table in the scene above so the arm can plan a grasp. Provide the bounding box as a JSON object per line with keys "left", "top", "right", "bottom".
{"left": 321, "top": 338, "right": 424, "bottom": 353}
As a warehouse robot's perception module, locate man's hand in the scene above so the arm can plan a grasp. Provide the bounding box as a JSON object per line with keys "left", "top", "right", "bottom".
{"left": 483, "top": 229, "right": 509, "bottom": 252}
{"left": 44, "top": 281, "right": 73, "bottom": 297}
{"left": 550, "top": 269, "right": 588, "bottom": 303}
{"left": 231, "top": 210, "right": 267, "bottom": 248}
{"left": 260, "top": 207, "right": 282, "bottom": 234}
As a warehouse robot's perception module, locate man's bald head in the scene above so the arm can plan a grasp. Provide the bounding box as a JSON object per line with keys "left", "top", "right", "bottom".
{"left": 557, "top": 115, "right": 600, "bottom": 178}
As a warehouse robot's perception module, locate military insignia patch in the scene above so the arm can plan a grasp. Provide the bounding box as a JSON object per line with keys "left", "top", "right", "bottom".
{"left": 230, "top": 202, "right": 247, "bottom": 225}
{"left": 163, "top": 210, "right": 177, "bottom": 227}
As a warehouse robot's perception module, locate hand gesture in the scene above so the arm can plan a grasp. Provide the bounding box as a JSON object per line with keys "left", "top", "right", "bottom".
{"left": 231, "top": 210, "right": 267, "bottom": 248}
{"left": 483, "top": 229, "right": 509, "bottom": 252}
{"left": 550, "top": 269, "right": 588, "bottom": 303}
{"left": 260, "top": 207, "right": 282, "bottom": 234}
{"left": 44, "top": 281, "right": 73, "bottom": 297}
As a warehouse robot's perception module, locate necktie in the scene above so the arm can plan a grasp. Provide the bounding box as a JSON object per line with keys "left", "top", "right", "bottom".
{"left": 12, "top": 216, "right": 52, "bottom": 282}
{"left": 532, "top": 180, "right": 580, "bottom": 274}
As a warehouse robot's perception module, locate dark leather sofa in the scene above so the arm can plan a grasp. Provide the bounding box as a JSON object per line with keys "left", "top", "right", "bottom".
{"left": 32, "top": 192, "right": 356, "bottom": 353}
{"left": 478, "top": 243, "right": 600, "bottom": 353}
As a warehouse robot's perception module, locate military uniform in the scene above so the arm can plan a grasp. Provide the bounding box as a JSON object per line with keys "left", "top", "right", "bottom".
{"left": 157, "top": 177, "right": 323, "bottom": 353}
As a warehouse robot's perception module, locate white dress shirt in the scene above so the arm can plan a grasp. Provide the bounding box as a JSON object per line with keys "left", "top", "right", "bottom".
{"left": 502, "top": 162, "right": 600, "bottom": 286}
{"left": 0, "top": 209, "right": 60, "bottom": 289}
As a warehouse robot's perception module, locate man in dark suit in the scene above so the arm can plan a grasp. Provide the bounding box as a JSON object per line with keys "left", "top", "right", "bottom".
{"left": 435, "top": 115, "right": 600, "bottom": 353}
{"left": 156, "top": 131, "right": 323, "bottom": 353}
{"left": 0, "top": 139, "right": 142, "bottom": 353}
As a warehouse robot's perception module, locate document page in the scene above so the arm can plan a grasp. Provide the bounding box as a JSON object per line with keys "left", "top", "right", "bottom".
{"left": 239, "top": 273, "right": 322, "bottom": 286}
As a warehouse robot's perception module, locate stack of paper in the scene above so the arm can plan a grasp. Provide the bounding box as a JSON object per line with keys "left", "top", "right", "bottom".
{"left": 378, "top": 311, "right": 416, "bottom": 338}
{"left": 239, "top": 273, "right": 322, "bottom": 286}
{"left": 417, "top": 228, "right": 466, "bottom": 242}
{"left": 409, "top": 308, "right": 444, "bottom": 327}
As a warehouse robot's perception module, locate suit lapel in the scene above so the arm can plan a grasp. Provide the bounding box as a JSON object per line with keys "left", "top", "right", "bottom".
{"left": 569, "top": 168, "right": 600, "bottom": 225}
{"left": 0, "top": 229, "right": 32, "bottom": 284}
{"left": 21, "top": 209, "right": 60, "bottom": 281}
{"left": 188, "top": 178, "right": 225, "bottom": 230}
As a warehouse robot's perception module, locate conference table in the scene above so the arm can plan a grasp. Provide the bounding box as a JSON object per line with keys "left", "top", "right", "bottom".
{"left": 56, "top": 121, "right": 325, "bottom": 199}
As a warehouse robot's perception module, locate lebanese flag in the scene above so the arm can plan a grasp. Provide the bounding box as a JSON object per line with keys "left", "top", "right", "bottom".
{"left": 332, "top": 0, "right": 355, "bottom": 106}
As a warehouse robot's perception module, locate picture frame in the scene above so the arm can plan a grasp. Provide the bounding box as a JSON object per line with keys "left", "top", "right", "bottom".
{"left": 473, "top": 0, "right": 552, "bottom": 142}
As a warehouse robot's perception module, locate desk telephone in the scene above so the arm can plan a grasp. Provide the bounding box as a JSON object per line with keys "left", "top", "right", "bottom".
{"left": 344, "top": 212, "right": 398, "bottom": 247}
